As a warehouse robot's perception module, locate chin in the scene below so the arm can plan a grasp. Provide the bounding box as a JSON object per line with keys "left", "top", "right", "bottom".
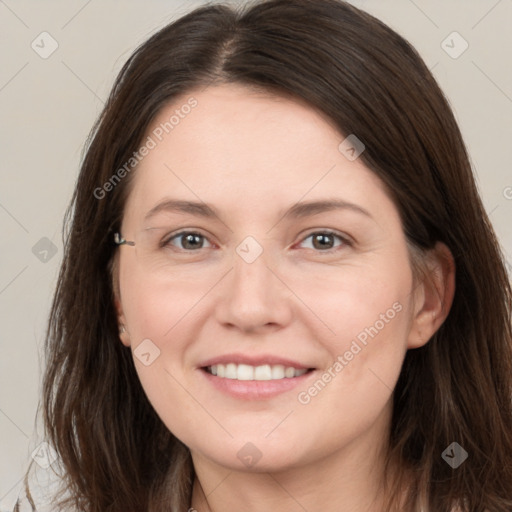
{"left": 189, "top": 436, "right": 307, "bottom": 473}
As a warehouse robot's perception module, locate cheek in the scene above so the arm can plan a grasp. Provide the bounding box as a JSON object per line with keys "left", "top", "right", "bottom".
{"left": 292, "top": 258, "right": 413, "bottom": 409}
{"left": 119, "top": 270, "right": 208, "bottom": 440}
{"left": 119, "top": 254, "right": 211, "bottom": 344}
{"left": 117, "top": 264, "right": 200, "bottom": 405}
{"left": 289, "top": 256, "right": 412, "bottom": 351}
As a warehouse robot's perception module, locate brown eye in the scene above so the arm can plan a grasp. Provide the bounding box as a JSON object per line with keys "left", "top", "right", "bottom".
{"left": 299, "top": 231, "right": 350, "bottom": 251}
{"left": 164, "top": 232, "right": 212, "bottom": 251}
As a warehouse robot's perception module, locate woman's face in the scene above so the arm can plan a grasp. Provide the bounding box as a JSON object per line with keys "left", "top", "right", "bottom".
{"left": 116, "top": 83, "right": 427, "bottom": 473}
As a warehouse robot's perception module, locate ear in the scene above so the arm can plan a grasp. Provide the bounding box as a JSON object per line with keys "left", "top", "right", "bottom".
{"left": 407, "top": 242, "right": 456, "bottom": 349}
{"left": 112, "top": 256, "right": 131, "bottom": 348}
{"left": 115, "top": 297, "right": 131, "bottom": 348}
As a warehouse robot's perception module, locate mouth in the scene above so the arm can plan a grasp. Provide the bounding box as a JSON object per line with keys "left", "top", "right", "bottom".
{"left": 203, "top": 363, "right": 313, "bottom": 381}
{"left": 198, "top": 356, "right": 317, "bottom": 400}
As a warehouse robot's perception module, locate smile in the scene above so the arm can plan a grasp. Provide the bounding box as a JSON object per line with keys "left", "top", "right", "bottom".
{"left": 205, "top": 363, "right": 309, "bottom": 380}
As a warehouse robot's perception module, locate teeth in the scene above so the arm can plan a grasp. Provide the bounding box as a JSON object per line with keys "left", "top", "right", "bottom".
{"left": 271, "top": 365, "right": 285, "bottom": 379}
{"left": 285, "top": 367, "right": 295, "bottom": 378}
{"left": 237, "top": 364, "right": 254, "bottom": 380}
{"left": 254, "top": 364, "right": 272, "bottom": 380}
{"left": 207, "top": 363, "right": 309, "bottom": 381}
{"left": 225, "top": 363, "right": 237, "bottom": 379}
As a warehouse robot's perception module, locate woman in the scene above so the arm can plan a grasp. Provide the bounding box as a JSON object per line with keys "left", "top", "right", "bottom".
{"left": 15, "top": 0, "right": 512, "bottom": 510}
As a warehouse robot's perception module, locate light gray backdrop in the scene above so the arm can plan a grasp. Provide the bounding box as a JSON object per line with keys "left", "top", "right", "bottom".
{"left": 1, "top": 0, "right": 511, "bottom": 509}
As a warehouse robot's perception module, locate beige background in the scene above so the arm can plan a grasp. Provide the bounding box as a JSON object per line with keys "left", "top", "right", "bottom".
{"left": 0, "top": 0, "right": 511, "bottom": 509}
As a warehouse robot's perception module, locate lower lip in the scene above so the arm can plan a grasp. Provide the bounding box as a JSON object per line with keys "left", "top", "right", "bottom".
{"left": 199, "top": 368, "right": 315, "bottom": 400}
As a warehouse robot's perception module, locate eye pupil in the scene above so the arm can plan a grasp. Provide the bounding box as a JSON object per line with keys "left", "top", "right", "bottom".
{"left": 313, "top": 233, "right": 334, "bottom": 250}
{"left": 182, "top": 233, "right": 203, "bottom": 250}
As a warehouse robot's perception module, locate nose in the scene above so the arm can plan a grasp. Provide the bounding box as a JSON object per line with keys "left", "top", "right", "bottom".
{"left": 214, "top": 248, "right": 293, "bottom": 334}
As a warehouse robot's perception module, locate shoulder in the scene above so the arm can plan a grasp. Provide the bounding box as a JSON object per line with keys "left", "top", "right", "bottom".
{"left": 12, "top": 459, "right": 74, "bottom": 512}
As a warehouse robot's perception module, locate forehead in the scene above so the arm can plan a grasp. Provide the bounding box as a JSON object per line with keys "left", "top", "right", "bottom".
{"left": 122, "top": 83, "right": 394, "bottom": 227}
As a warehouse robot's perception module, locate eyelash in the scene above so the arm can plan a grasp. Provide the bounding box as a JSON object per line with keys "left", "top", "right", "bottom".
{"left": 161, "top": 229, "right": 352, "bottom": 253}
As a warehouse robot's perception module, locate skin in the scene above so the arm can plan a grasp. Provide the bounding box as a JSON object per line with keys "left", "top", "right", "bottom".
{"left": 114, "top": 83, "right": 455, "bottom": 512}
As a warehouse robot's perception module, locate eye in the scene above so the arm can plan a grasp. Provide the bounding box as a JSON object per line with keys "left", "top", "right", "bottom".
{"left": 163, "top": 231, "right": 213, "bottom": 251}
{"left": 298, "top": 230, "right": 351, "bottom": 251}
{"left": 160, "top": 229, "right": 350, "bottom": 253}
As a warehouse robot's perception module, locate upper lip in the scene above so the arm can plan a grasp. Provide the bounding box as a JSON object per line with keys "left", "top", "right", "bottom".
{"left": 199, "top": 353, "right": 314, "bottom": 370}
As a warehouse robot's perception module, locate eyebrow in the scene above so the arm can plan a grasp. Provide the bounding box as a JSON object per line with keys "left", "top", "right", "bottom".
{"left": 143, "top": 198, "right": 373, "bottom": 222}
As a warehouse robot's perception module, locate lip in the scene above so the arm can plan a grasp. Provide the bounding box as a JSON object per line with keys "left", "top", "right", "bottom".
{"left": 198, "top": 353, "right": 312, "bottom": 370}
{"left": 199, "top": 367, "right": 316, "bottom": 400}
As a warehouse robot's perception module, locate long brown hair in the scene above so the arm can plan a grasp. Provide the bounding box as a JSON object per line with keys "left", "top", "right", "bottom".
{"left": 18, "top": 0, "right": 512, "bottom": 510}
